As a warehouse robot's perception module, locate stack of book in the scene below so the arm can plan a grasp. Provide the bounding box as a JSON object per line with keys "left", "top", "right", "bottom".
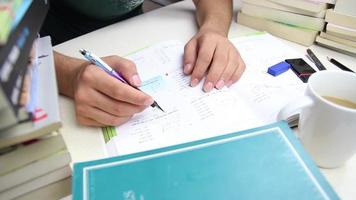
{"left": 0, "top": 37, "right": 72, "bottom": 200}
{"left": 316, "top": 0, "right": 356, "bottom": 56}
{"left": 1, "top": 1, "right": 72, "bottom": 198}
{"left": 0, "top": 0, "right": 47, "bottom": 130}
{"left": 237, "top": 0, "right": 335, "bottom": 46}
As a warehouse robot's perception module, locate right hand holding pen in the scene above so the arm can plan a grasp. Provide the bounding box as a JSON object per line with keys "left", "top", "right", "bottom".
{"left": 72, "top": 56, "right": 153, "bottom": 127}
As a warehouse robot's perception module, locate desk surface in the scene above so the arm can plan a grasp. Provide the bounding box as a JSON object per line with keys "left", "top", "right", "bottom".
{"left": 54, "top": 1, "right": 356, "bottom": 199}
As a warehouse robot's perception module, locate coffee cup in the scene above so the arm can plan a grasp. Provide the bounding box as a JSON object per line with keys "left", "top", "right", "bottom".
{"left": 278, "top": 70, "right": 356, "bottom": 168}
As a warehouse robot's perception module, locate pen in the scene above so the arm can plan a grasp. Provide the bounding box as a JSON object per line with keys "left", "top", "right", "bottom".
{"left": 79, "top": 49, "right": 164, "bottom": 112}
{"left": 327, "top": 57, "right": 354, "bottom": 73}
{"left": 306, "top": 48, "right": 327, "bottom": 71}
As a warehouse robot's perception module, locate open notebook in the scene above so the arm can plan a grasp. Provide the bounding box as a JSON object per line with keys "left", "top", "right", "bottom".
{"left": 102, "top": 33, "right": 307, "bottom": 157}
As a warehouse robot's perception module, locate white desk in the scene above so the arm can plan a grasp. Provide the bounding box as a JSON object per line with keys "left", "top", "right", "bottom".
{"left": 54, "top": 1, "right": 356, "bottom": 199}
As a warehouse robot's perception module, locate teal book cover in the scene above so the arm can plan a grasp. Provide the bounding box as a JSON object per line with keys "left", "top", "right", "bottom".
{"left": 73, "top": 121, "right": 339, "bottom": 200}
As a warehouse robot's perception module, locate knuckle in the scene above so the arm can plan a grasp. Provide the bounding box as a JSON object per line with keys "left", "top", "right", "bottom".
{"left": 113, "top": 106, "right": 124, "bottom": 116}
{"left": 108, "top": 118, "right": 118, "bottom": 126}
{"left": 124, "top": 59, "right": 136, "bottom": 69}
{"left": 207, "top": 71, "right": 221, "bottom": 82}
{"left": 75, "top": 105, "right": 86, "bottom": 115}
{"left": 106, "top": 55, "right": 120, "bottom": 61}
{"left": 200, "top": 33, "right": 213, "bottom": 42}
{"left": 81, "top": 66, "right": 96, "bottom": 82}
{"left": 74, "top": 90, "right": 86, "bottom": 103}
{"left": 112, "top": 88, "right": 125, "bottom": 99}
{"left": 192, "top": 72, "right": 204, "bottom": 80}
{"left": 199, "top": 53, "right": 212, "bottom": 65}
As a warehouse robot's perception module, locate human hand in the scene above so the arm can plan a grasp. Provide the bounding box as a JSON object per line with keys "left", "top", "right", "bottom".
{"left": 183, "top": 29, "right": 246, "bottom": 92}
{"left": 72, "top": 56, "right": 153, "bottom": 127}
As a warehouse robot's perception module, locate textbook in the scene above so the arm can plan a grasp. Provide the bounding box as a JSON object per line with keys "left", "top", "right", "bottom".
{"left": 325, "top": 9, "right": 356, "bottom": 30}
{"left": 267, "top": 0, "right": 331, "bottom": 13}
{"left": 0, "top": 150, "right": 71, "bottom": 192}
{"left": 0, "top": 166, "right": 71, "bottom": 200}
{"left": 320, "top": 32, "right": 356, "bottom": 48}
{"left": 0, "top": 134, "right": 67, "bottom": 176}
{"left": 316, "top": 36, "right": 356, "bottom": 56}
{"left": 237, "top": 12, "right": 318, "bottom": 46}
{"left": 15, "top": 177, "right": 71, "bottom": 200}
{"left": 242, "top": 0, "right": 327, "bottom": 18}
{"left": 326, "top": 23, "right": 356, "bottom": 41}
{"left": 73, "top": 121, "right": 339, "bottom": 200}
{"left": 0, "top": 36, "right": 61, "bottom": 149}
{"left": 241, "top": 3, "right": 325, "bottom": 31}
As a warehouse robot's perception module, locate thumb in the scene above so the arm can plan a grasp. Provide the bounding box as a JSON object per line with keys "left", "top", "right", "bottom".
{"left": 102, "top": 55, "right": 142, "bottom": 87}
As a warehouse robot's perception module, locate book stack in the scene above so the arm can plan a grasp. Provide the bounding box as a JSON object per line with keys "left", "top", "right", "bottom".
{"left": 237, "top": 0, "right": 335, "bottom": 46}
{"left": 0, "top": 0, "right": 47, "bottom": 130}
{"left": 1, "top": 1, "right": 72, "bottom": 198}
{"left": 0, "top": 37, "right": 72, "bottom": 200}
{"left": 316, "top": 0, "right": 356, "bottom": 56}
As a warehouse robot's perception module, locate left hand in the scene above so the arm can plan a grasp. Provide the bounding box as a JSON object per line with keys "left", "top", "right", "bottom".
{"left": 183, "top": 29, "right": 245, "bottom": 92}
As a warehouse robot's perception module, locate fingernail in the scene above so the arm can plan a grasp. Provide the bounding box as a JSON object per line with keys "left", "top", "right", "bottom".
{"left": 215, "top": 80, "right": 225, "bottom": 90}
{"left": 190, "top": 78, "right": 199, "bottom": 87}
{"left": 184, "top": 64, "right": 192, "bottom": 74}
{"left": 132, "top": 74, "right": 141, "bottom": 86}
{"left": 226, "top": 80, "right": 233, "bottom": 88}
{"left": 204, "top": 82, "right": 214, "bottom": 92}
{"left": 144, "top": 98, "right": 154, "bottom": 106}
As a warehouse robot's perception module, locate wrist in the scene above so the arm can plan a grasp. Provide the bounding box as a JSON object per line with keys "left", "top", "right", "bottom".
{"left": 54, "top": 51, "right": 87, "bottom": 98}
{"left": 198, "top": 19, "right": 230, "bottom": 37}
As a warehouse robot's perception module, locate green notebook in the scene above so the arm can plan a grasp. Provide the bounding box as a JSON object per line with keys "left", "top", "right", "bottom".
{"left": 73, "top": 121, "right": 339, "bottom": 200}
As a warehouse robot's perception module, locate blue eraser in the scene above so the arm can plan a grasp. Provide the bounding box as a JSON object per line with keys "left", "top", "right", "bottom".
{"left": 267, "top": 61, "right": 291, "bottom": 76}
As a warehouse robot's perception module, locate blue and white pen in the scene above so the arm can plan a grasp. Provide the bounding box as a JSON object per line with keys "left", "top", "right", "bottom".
{"left": 79, "top": 49, "right": 164, "bottom": 112}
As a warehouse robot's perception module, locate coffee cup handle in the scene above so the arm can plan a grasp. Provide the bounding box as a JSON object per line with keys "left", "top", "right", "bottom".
{"left": 277, "top": 96, "right": 314, "bottom": 122}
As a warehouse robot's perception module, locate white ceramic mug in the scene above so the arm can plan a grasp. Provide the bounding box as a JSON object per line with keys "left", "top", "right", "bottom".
{"left": 278, "top": 70, "right": 356, "bottom": 168}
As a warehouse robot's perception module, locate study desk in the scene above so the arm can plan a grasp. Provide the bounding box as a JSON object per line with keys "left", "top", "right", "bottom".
{"left": 54, "top": 1, "right": 356, "bottom": 199}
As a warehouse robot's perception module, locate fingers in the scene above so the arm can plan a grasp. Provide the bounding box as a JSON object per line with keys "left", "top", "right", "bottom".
{"left": 203, "top": 42, "right": 228, "bottom": 92}
{"left": 87, "top": 89, "right": 147, "bottom": 117}
{"left": 183, "top": 38, "right": 198, "bottom": 75}
{"left": 185, "top": 31, "right": 246, "bottom": 92}
{"left": 76, "top": 105, "right": 131, "bottom": 126}
{"left": 76, "top": 116, "right": 104, "bottom": 127}
{"left": 190, "top": 38, "right": 216, "bottom": 87}
{"left": 80, "top": 65, "right": 154, "bottom": 106}
{"left": 102, "top": 56, "right": 142, "bottom": 87}
{"left": 219, "top": 49, "right": 238, "bottom": 88}
{"left": 229, "top": 57, "right": 246, "bottom": 86}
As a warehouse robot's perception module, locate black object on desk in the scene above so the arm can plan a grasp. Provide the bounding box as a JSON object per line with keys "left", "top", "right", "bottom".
{"left": 286, "top": 58, "right": 316, "bottom": 83}
{"left": 327, "top": 57, "right": 355, "bottom": 73}
{"left": 306, "top": 48, "right": 327, "bottom": 71}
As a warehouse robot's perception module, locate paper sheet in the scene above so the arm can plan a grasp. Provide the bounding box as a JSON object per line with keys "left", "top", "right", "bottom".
{"left": 105, "top": 34, "right": 306, "bottom": 157}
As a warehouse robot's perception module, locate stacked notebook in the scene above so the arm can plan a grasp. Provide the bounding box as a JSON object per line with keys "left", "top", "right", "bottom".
{"left": 316, "top": 0, "right": 356, "bottom": 56}
{"left": 0, "top": 37, "right": 71, "bottom": 200}
{"left": 237, "top": 0, "right": 335, "bottom": 46}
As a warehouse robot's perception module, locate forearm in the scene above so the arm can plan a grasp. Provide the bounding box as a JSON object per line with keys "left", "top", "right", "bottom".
{"left": 54, "top": 51, "right": 87, "bottom": 98}
{"left": 193, "top": 0, "right": 233, "bottom": 36}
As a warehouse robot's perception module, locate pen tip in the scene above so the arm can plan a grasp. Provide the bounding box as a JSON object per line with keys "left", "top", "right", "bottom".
{"left": 157, "top": 104, "right": 165, "bottom": 112}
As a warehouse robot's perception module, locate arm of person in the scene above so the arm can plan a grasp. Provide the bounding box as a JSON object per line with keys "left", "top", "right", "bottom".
{"left": 184, "top": 0, "right": 245, "bottom": 92}
{"left": 54, "top": 51, "right": 154, "bottom": 127}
